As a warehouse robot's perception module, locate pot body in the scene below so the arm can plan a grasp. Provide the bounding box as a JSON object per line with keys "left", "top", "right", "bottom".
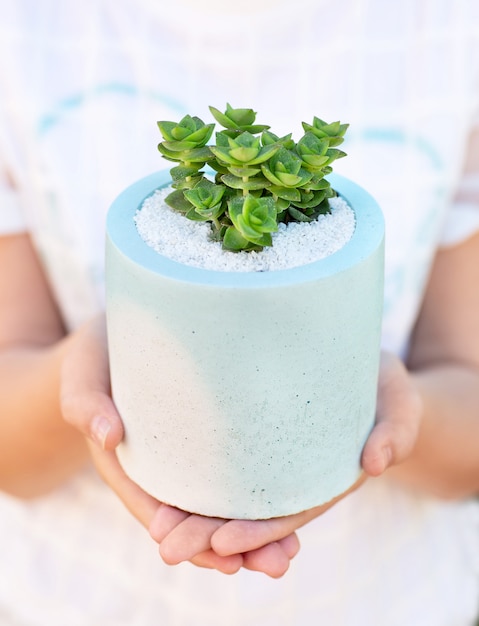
{"left": 106, "top": 172, "right": 385, "bottom": 519}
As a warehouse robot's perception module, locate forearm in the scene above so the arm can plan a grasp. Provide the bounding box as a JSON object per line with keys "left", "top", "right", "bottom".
{"left": 0, "top": 340, "right": 88, "bottom": 498}
{"left": 388, "top": 362, "right": 479, "bottom": 499}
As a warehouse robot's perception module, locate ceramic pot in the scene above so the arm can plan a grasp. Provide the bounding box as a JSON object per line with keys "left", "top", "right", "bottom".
{"left": 105, "top": 171, "right": 384, "bottom": 519}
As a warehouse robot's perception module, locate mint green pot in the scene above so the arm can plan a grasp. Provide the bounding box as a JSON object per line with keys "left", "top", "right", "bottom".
{"left": 105, "top": 171, "right": 384, "bottom": 519}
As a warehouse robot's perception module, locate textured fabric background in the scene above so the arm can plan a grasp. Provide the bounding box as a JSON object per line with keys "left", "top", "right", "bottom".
{"left": 0, "top": 1, "right": 478, "bottom": 623}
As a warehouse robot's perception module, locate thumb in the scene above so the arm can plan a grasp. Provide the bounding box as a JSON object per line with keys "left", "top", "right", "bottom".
{"left": 60, "top": 315, "right": 124, "bottom": 450}
{"left": 361, "top": 351, "right": 422, "bottom": 477}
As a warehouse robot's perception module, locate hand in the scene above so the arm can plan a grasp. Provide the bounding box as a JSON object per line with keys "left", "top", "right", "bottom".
{"left": 361, "top": 350, "right": 422, "bottom": 476}
{"left": 60, "top": 315, "right": 160, "bottom": 527}
{"left": 150, "top": 351, "right": 423, "bottom": 576}
{"left": 149, "top": 476, "right": 363, "bottom": 578}
{"left": 62, "top": 328, "right": 422, "bottom": 578}
{"left": 59, "top": 315, "right": 296, "bottom": 575}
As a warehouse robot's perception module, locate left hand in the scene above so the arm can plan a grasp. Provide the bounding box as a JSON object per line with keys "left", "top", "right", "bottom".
{"left": 149, "top": 476, "right": 363, "bottom": 578}
{"left": 149, "top": 351, "right": 423, "bottom": 577}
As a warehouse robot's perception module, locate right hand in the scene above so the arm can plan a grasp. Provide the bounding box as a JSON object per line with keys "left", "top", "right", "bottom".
{"left": 60, "top": 314, "right": 159, "bottom": 526}
{"left": 59, "top": 314, "right": 299, "bottom": 576}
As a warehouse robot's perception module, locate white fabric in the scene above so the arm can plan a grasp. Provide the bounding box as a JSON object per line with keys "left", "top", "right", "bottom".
{"left": 0, "top": 158, "right": 26, "bottom": 233}
{"left": 0, "top": 471, "right": 478, "bottom": 626}
{"left": 1, "top": 1, "right": 479, "bottom": 624}
{"left": 441, "top": 174, "right": 479, "bottom": 247}
{"left": 441, "top": 201, "right": 479, "bottom": 247}
{"left": 0, "top": 187, "right": 26, "bottom": 234}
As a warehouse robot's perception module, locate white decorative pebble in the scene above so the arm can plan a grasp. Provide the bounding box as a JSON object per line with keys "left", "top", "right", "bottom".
{"left": 135, "top": 186, "right": 355, "bottom": 272}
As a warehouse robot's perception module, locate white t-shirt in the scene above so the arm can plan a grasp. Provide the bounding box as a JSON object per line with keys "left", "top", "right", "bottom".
{"left": 1, "top": 1, "right": 479, "bottom": 624}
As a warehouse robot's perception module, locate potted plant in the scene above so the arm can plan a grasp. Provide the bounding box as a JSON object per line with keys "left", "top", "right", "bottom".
{"left": 105, "top": 105, "right": 385, "bottom": 520}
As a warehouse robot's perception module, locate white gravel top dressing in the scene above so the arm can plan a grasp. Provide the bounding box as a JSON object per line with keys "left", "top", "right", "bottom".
{"left": 135, "top": 187, "right": 355, "bottom": 272}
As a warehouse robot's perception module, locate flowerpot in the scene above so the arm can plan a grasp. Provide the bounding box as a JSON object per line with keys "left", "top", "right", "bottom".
{"left": 105, "top": 171, "right": 385, "bottom": 520}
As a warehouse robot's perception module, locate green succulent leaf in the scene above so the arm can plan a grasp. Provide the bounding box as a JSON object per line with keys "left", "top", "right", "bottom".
{"left": 156, "top": 105, "right": 349, "bottom": 253}
{"left": 287, "top": 206, "right": 315, "bottom": 222}
{"left": 157, "top": 144, "right": 213, "bottom": 165}
{"left": 268, "top": 185, "right": 301, "bottom": 201}
{"left": 300, "top": 174, "right": 329, "bottom": 191}
{"left": 157, "top": 116, "right": 214, "bottom": 147}
{"left": 261, "top": 131, "right": 295, "bottom": 149}
{"left": 325, "top": 148, "right": 347, "bottom": 164}
{"left": 314, "top": 198, "right": 333, "bottom": 215}
{"left": 170, "top": 165, "right": 204, "bottom": 181}
{"left": 214, "top": 132, "right": 230, "bottom": 147}
{"left": 225, "top": 166, "right": 261, "bottom": 178}
{"left": 296, "top": 133, "right": 330, "bottom": 168}
{"left": 184, "top": 179, "right": 226, "bottom": 210}
{"left": 261, "top": 147, "right": 313, "bottom": 188}
{"left": 291, "top": 187, "right": 333, "bottom": 209}
{"left": 301, "top": 117, "right": 349, "bottom": 146}
{"left": 209, "top": 103, "right": 270, "bottom": 135}
{"left": 221, "top": 174, "right": 270, "bottom": 191}
{"left": 290, "top": 198, "right": 331, "bottom": 221}
{"left": 228, "top": 195, "right": 277, "bottom": 244}
{"left": 185, "top": 207, "right": 210, "bottom": 221}
{"left": 157, "top": 143, "right": 182, "bottom": 163}
{"left": 327, "top": 137, "right": 348, "bottom": 148}
{"left": 223, "top": 226, "right": 272, "bottom": 250}
{"left": 222, "top": 226, "right": 255, "bottom": 251}
{"left": 229, "top": 146, "right": 260, "bottom": 163}
{"left": 274, "top": 197, "right": 291, "bottom": 212}
{"left": 207, "top": 160, "right": 230, "bottom": 176}
{"left": 186, "top": 204, "right": 224, "bottom": 221}
{"left": 160, "top": 139, "right": 202, "bottom": 152}
{"left": 209, "top": 104, "right": 255, "bottom": 129}
{"left": 164, "top": 189, "right": 194, "bottom": 213}
{"left": 210, "top": 132, "right": 280, "bottom": 167}
{"left": 174, "top": 177, "right": 204, "bottom": 190}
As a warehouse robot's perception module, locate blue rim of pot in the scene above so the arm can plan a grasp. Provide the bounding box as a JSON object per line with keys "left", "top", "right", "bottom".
{"left": 106, "top": 170, "right": 385, "bottom": 288}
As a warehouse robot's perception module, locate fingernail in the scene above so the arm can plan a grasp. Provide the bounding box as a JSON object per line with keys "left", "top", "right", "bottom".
{"left": 382, "top": 446, "right": 393, "bottom": 469}
{"left": 90, "top": 415, "right": 111, "bottom": 449}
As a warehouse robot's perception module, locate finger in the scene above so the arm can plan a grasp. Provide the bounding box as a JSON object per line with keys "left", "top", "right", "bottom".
{"left": 150, "top": 507, "right": 300, "bottom": 570}
{"left": 149, "top": 504, "right": 190, "bottom": 543}
{"left": 87, "top": 442, "right": 159, "bottom": 528}
{"left": 211, "top": 479, "right": 363, "bottom": 557}
{"left": 157, "top": 514, "right": 226, "bottom": 565}
{"left": 190, "top": 550, "right": 243, "bottom": 575}
{"left": 277, "top": 533, "right": 301, "bottom": 559}
{"left": 361, "top": 351, "right": 422, "bottom": 476}
{"left": 212, "top": 517, "right": 298, "bottom": 556}
{"left": 242, "top": 542, "right": 292, "bottom": 578}
{"left": 60, "top": 315, "right": 123, "bottom": 450}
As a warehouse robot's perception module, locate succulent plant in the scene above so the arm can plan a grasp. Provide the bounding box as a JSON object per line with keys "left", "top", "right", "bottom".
{"left": 157, "top": 105, "right": 348, "bottom": 252}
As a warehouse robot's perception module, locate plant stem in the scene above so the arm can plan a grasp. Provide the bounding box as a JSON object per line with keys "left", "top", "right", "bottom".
{"left": 184, "top": 161, "right": 192, "bottom": 185}
{"left": 242, "top": 175, "right": 248, "bottom": 197}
